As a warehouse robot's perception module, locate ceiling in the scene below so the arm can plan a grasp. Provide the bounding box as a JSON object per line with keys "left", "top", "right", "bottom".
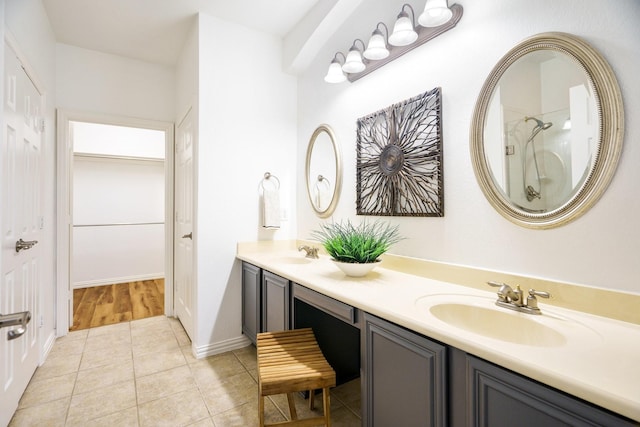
{"left": 41, "top": 0, "right": 321, "bottom": 66}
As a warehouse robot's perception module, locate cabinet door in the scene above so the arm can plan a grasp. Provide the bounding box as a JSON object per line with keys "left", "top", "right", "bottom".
{"left": 467, "top": 355, "right": 638, "bottom": 427}
{"left": 262, "top": 271, "right": 290, "bottom": 332}
{"left": 241, "top": 262, "right": 261, "bottom": 344}
{"left": 362, "top": 313, "right": 447, "bottom": 427}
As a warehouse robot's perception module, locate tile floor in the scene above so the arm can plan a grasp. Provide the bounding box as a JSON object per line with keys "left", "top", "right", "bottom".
{"left": 9, "top": 316, "right": 361, "bottom": 426}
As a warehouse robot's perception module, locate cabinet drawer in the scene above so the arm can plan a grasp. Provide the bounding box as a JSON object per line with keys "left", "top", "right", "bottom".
{"left": 292, "top": 283, "right": 356, "bottom": 325}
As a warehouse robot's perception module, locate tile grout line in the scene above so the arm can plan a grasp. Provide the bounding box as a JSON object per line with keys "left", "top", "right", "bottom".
{"left": 63, "top": 329, "right": 87, "bottom": 426}
{"left": 129, "top": 320, "right": 143, "bottom": 427}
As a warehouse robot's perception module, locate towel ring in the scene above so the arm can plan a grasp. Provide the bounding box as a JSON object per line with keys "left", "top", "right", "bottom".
{"left": 315, "top": 175, "right": 331, "bottom": 191}
{"left": 259, "top": 172, "right": 280, "bottom": 193}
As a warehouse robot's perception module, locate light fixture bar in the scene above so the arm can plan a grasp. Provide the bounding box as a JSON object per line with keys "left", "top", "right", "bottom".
{"left": 346, "top": 3, "right": 462, "bottom": 83}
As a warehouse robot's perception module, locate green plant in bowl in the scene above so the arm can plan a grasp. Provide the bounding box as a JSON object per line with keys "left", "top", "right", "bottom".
{"left": 312, "top": 219, "right": 403, "bottom": 264}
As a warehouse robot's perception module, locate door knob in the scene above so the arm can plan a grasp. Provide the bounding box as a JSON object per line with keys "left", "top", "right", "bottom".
{"left": 182, "top": 232, "right": 192, "bottom": 239}
{"left": 0, "top": 311, "right": 31, "bottom": 340}
{"left": 15, "top": 238, "right": 38, "bottom": 253}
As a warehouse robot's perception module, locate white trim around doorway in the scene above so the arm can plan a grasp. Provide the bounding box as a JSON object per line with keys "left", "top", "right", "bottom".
{"left": 55, "top": 110, "right": 175, "bottom": 336}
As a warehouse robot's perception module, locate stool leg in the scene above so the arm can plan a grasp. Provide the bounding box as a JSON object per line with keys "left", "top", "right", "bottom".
{"left": 308, "top": 389, "right": 315, "bottom": 410}
{"left": 259, "top": 395, "right": 265, "bottom": 427}
{"left": 286, "top": 393, "right": 298, "bottom": 420}
{"left": 323, "top": 387, "right": 331, "bottom": 427}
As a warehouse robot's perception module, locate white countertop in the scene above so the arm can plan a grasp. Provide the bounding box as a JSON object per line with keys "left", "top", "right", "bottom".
{"left": 237, "top": 242, "right": 640, "bottom": 422}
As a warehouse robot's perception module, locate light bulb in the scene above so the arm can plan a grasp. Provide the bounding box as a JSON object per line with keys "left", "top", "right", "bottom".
{"left": 364, "top": 29, "right": 389, "bottom": 60}
{"left": 418, "top": 0, "right": 453, "bottom": 27}
{"left": 342, "top": 46, "right": 366, "bottom": 73}
{"left": 389, "top": 12, "right": 418, "bottom": 46}
{"left": 324, "top": 60, "right": 346, "bottom": 83}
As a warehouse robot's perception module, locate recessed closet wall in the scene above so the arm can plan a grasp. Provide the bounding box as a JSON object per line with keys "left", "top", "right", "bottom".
{"left": 71, "top": 121, "right": 165, "bottom": 288}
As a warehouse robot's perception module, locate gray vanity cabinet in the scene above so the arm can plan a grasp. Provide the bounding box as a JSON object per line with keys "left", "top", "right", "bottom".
{"left": 362, "top": 312, "right": 447, "bottom": 427}
{"left": 466, "top": 355, "right": 637, "bottom": 427}
{"left": 261, "top": 271, "right": 290, "bottom": 332}
{"left": 241, "top": 263, "right": 637, "bottom": 425}
{"left": 241, "top": 262, "right": 261, "bottom": 344}
{"left": 242, "top": 263, "right": 290, "bottom": 343}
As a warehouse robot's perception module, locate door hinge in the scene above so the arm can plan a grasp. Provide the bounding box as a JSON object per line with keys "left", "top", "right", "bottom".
{"left": 37, "top": 117, "right": 45, "bottom": 133}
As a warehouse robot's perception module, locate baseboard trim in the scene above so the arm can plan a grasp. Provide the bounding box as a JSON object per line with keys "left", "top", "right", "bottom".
{"left": 73, "top": 273, "right": 164, "bottom": 289}
{"left": 40, "top": 330, "right": 56, "bottom": 365}
{"left": 193, "top": 335, "right": 252, "bottom": 359}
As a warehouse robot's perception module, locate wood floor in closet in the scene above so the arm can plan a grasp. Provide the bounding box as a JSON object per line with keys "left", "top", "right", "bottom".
{"left": 71, "top": 278, "right": 164, "bottom": 331}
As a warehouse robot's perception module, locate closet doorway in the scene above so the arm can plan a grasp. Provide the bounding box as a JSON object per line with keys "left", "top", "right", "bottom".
{"left": 56, "top": 112, "right": 174, "bottom": 334}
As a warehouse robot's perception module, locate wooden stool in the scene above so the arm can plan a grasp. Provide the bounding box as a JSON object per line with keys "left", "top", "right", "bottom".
{"left": 257, "top": 328, "right": 336, "bottom": 427}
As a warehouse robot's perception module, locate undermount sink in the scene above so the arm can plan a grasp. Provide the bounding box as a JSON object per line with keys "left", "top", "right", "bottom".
{"left": 415, "top": 294, "right": 581, "bottom": 347}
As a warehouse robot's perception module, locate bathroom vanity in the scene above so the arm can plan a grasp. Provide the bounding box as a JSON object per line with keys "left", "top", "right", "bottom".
{"left": 238, "top": 241, "right": 640, "bottom": 426}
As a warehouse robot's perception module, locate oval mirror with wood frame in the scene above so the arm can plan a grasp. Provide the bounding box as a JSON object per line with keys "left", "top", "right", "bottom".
{"left": 306, "top": 124, "right": 342, "bottom": 218}
{"left": 470, "top": 32, "right": 623, "bottom": 229}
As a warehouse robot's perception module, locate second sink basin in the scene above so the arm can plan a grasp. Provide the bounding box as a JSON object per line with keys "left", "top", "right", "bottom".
{"left": 415, "top": 294, "right": 583, "bottom": 347}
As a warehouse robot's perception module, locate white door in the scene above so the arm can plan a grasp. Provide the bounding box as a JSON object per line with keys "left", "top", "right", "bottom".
{"left": 174, "top": 109, "right": 195, "bottom": 340}
{"left": 0, "top": 45, "right": 44, "bottom": 427}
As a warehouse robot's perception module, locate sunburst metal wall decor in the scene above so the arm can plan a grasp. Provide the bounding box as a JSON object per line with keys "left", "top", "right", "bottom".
{"left": 356, "top": 87, "right": 444, "bottom": 216}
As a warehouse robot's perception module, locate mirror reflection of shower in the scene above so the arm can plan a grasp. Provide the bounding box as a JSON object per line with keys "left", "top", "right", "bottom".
{"left": 483, "top": 51, "right": 600, "bottom": 215}
{"left": 502, "top": 108, "right": 576, "bottom": 213}
{"left": 523, "top": 116, "right": 553, "bottom": 201}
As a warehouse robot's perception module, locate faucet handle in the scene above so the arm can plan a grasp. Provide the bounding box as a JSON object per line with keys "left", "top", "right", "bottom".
{"left": 526, "top": 289, "right": 551, "bottom": 311}
{"left": 528, "top": 289, "right": 550, "bottom": 299}
{"left": 487, "top": 281, "right": 510, "bottom": 302}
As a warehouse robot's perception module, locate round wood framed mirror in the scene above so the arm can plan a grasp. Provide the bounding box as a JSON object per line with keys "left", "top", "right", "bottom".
{"left": 305, "top": 124, "right": 342, "bottom": 218}
{"left": 470, "top": 32, "right": 623, "bottom": 229}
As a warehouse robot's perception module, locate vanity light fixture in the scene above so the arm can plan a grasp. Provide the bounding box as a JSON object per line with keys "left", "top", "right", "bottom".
{"left": 419, "top": 0, "right": 453, "bottom": 27}
{"left": 324, "top": 52, "right": 347, "bottom": 83}
{"left": 342, "top": 39, "right": 367, "bottom": 73}
{"left": 389, "top": 4, "right": 419, "bottom": 46}
{"left": 324, "top": 2, "right": 462, "bottom": 83}
{"left": 364, "top": 23, "right": 390, "bottom": 60}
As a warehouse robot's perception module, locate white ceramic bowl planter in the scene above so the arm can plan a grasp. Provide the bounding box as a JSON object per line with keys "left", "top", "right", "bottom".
{"left": 332, "top": 259, "right": 382, "bottom": 277}
{"left": 312, "top": 219, "right": 403, "bottom": 278}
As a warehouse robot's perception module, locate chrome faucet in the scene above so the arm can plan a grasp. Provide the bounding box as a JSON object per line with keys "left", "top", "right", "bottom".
{"left": 298, "top": 245, "right": 319, "bottom": 259}
{"left": 487, "top": 281, "right": 550, "bottom": 315}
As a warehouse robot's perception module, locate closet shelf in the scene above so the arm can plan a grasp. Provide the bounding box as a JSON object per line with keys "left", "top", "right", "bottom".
{"left": 73, "top": 222, "right": 164, "bottom": 227}
{"left": 73, "top": 152, "right": 164, "bottom": 162}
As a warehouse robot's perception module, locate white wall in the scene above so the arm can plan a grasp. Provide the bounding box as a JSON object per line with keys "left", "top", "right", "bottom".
{"left": 73, "top": 121, "right": 166, "bottom": 158}
{"left": 5, "top": 0, "right": 57, "bottom": 356}
{"left": 194, "top": 13, "right": 297, "bottom": 350}
{"left": 296, "top": 0, "right": 640, "bottom": 294}
{"left": 175, "top": 20, "right": 198, "bottom": 125}
{"left": 72, "top": 157, "right": 165, "bottom": 287}
{"left": 56, "top": 43, "right": 175, "bottom": 122}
